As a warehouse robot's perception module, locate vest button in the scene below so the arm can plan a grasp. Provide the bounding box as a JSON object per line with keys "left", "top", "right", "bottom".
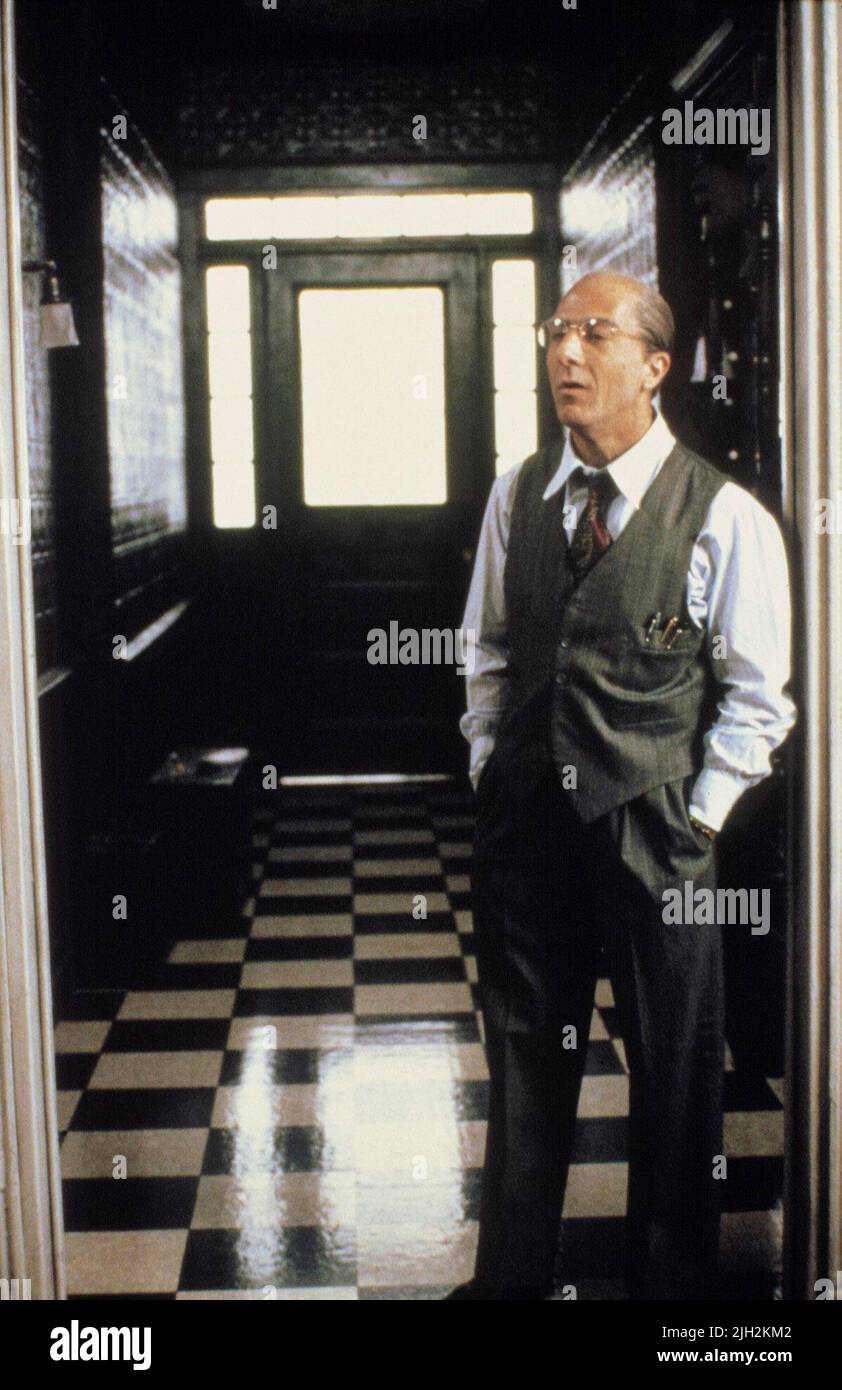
{"left": 559, "top": 639, "right": 570, "bottom": 649}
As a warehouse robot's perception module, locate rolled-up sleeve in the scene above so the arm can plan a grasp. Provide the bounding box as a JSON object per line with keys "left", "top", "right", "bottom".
{"left": 687, "top": 482, "right": 798, "bottom": 831}
{"left": 459, "top": 467, "right": 520, "bottom": 789}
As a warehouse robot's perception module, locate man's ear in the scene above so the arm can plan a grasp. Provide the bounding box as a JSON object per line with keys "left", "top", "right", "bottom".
{"left": 643, "top": 350, "right": 671, "bottom": 394}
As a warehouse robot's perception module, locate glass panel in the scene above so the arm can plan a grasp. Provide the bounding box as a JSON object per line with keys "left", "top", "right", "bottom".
{"left": 336, "top": 195, "right": 403, "bottom": 239}
{"left": 466, "top": 192, "right": 533, "bottom": 235}
{"left": 207, "top": 332, "right": 253, "bottom": 398}
{"left": 494, "top": 390, "right": 538, "bottom": 462}
{"left": 205, "top": 266, "right": 251, "bottom": 333}
{"left": 204, "top": 192, "right": 535, "bottom": 240}
{"left": 205, "top": 266, "right": 256, "bottom": 527}
{"left": 398, "top": 194, "right": 469, "bottom": 237}
{"left": 299, "top": 287, "right": 447, "bottom": 506}
{"left": 209, "top": 396, "right": 254, "bottom": 464}
{"left": 492, "top": 259, "right": 537, "bottom": 472}
{"left": 206, "top": 198, "right": 274, "bottom": 241}
{"left": 493, "top": 327, "right": 537, "bottom": 391}
{"left": 492, "top": 259, "right": 536, "bottom": 325}
{"left": 272, "top": 196, "right": 338, "bottom": 239}
{"left": 212, "top": 464, "right": 256, "bottom": 529}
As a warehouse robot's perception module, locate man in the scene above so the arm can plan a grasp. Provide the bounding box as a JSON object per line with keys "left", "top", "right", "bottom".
{"left": 448, "top": 270, "right": 796, "bottom": 1301}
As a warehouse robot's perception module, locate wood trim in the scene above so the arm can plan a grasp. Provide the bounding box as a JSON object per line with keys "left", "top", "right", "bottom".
{"left": 120, "top": 599, "right": 191, "bottom": 663}
{"left": 0, "top": 0, "right": 65, "bottom": 1298}
{"left": 36, "top": 666, "right": 72, "bottom": 699}
{"left": 197, "top": 234, "right": 546, "bottom": 258}
{"left": 179, "top": 162, "right": 560, "bottom": 194}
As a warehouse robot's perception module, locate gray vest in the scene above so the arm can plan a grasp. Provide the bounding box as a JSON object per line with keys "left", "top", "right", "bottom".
{"left": 494, "top": 438, "right": 728, "bottom": 821}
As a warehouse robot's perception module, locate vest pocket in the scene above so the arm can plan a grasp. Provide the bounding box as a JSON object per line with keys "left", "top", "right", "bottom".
{"left": 606, "top": 638, "right": 706, "bottom": 717}
{"left": 628, "top": 629, "right": 702, "bottom": 658}
{"left": 609, "top": 708, "right": 688, "bottom": 729}
{"left": 597, "top": 683, "right": 702, "bottom": 729}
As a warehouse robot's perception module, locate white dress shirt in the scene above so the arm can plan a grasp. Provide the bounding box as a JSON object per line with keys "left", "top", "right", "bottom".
{"left": 460, "top": 410, "right": 797, "bottom": 832}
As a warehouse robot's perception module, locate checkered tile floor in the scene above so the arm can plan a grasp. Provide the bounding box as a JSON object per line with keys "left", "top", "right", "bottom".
{"left": 54, "top": 780, "right": 784, "bottom": 1299}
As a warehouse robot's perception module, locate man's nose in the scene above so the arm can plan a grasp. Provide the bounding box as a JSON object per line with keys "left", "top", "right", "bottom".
{"left": 553, "top": 327, "right": 586, "bottom": 366}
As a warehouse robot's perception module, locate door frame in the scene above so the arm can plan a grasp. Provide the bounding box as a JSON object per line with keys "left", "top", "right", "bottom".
{"left": 0, "top": 0, "right": 65, "bottom": 1298}
{"left": 262, "top": 248, "right": 481, "bottom": 517}
{"left": 257, "top": 249, "right": 485, "bottom": 770}
{"left": 778, "top": 0, "right": 842, "bottom": 1299}
{"left": 179, "top": 173, "right": 559, "bottom": 767}
{"left": 179, "top": 164, "right": 562, "bottom": 533}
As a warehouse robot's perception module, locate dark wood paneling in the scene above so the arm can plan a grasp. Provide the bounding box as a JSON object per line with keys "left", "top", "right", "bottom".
{"left": 17, "top": 0, "right": 202, "bottom": 1008}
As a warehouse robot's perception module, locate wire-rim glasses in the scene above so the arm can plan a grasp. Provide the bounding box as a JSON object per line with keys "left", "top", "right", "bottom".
{"left": 536, "top": 316, "right": 649, "bottom": 349}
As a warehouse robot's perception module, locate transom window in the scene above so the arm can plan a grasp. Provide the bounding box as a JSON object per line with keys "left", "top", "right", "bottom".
{"left": 205, "top": 192, "right": 533, "bottom": 241}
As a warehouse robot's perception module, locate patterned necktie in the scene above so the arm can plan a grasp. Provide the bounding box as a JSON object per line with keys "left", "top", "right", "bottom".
{"left": 568, "top": 467, "right": 618, "bottom": 586}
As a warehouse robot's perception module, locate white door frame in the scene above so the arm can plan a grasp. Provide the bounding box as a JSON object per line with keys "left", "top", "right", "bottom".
{"left": 778, "top": 0, "right": 842, "bottom": 1298}
{"left": 0, "top": 0, "right": 65, "bottom": 1299}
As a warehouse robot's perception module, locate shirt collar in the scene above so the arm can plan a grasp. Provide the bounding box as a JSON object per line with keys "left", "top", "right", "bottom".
{"left": 542, "top": 409, "right": 676, "bottom": 509}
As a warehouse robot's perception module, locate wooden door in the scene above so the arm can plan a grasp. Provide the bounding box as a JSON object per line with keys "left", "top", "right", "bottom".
{"left": 259, "top": 250, "right": 486, "bottom": 772}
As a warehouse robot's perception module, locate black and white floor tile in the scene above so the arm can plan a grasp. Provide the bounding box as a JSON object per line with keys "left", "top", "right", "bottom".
{"left": 54, "top": 780, "right": 784, "bottom": 1300}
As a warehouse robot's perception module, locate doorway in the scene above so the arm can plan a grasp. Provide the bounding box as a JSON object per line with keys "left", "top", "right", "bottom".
{"left": 261, "top": 248, "right": 482, "bottom": 772}
{"left": 183, "top": 182, "right": 554, "bottom": 772}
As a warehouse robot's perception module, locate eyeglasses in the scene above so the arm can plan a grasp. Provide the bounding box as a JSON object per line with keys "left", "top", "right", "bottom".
{"left": 536, "top": 316, "right": 650, "bottom": 349}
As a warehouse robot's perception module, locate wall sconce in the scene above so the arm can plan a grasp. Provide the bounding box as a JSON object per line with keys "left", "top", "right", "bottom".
{"left": 21, "top": 259, "right": 80, "bottom": 348}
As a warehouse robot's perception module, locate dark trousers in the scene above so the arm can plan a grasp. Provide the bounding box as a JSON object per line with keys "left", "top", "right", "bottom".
{"left": 470, "top": 758, "right": 725, "bottom": 1300}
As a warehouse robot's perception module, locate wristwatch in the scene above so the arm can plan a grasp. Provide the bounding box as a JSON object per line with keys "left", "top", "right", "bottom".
{"left": 689, "top": 816, "right": 717, "bottom": 842}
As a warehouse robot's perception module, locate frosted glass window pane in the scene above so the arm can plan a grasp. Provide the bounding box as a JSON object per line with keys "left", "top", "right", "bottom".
{"left": 336, "top": 196, "right": 403, "bottom": 238}
{"left": 212, "top": 464, "right": 256, "bottom": 528}
{"left": 492, "top": 260, "right": 536, "bottom": 325}
{"left": 206, "top": 266, "right": 251, "bottom": 333}
{"left": 299, "top": 287, "right": 447, "bottom": 506}
{"left": 207, "top": 333, "right": 253, "bottom": 398}
{"left": 398, "top": 194, "right": 469, "bottom": 237}
{"left": 466, "top": 193, "right": 533, "bottom": 235}
{"left": 272, "top": 197, "right": 338, "bottom": 239}
{"left": 209, "top": 396, "right": 254, "bottom": 464}
{"left": 206, "top": 198, "right": 274, "bottom": 240}
{"left": 205, "top": 193, "right": 535, "bottom": 240}
{"left": 493, "top": 327, "right": 537, "bottom": 390}
{"left": 494, "top": 390, "right": 537, "bottom": 461}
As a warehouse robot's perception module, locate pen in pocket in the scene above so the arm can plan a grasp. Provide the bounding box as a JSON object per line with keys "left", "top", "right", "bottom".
{"left": 659, "top": 616, "right": 680, "bottom": 647}
{"left": 644, "top": 612, "right": 661, "bottom": 644}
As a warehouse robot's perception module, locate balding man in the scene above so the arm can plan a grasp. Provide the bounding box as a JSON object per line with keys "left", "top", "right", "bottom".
{"left": 448, "top": 272, "right": 796, "bottom": 1301}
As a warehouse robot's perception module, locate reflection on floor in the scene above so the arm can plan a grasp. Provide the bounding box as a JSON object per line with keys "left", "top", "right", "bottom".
{"left": 54, "top": 780, "right": 784, "bottom": 1299}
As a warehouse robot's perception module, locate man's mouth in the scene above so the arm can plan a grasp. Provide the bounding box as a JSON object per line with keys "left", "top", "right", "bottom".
{"left": 557, "top": 381, "right": 588, "bottom": 392}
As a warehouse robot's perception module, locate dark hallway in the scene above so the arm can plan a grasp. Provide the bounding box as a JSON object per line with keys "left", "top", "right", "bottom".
{"left": 6, "top": 0, "right": 821, "bottom": 1324}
